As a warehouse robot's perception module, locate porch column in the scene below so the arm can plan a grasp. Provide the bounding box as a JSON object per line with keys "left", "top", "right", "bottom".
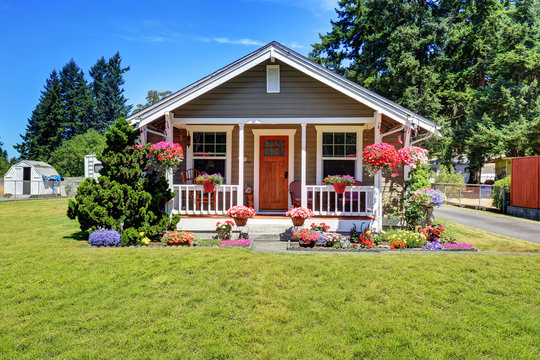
{"left": 165, "top": 112, "right": 174, "bottom": 213}
{"left": 373, "top": 111, "right": 383, "bottom": 231}
{"left": 301, "top": 123, "right": 307, "bottom": 208}
{"left": 237, "top": 123, "right": 244, "bottom": 206}
{"left": 403, "top": 127, "right": 412, "bottom": 180}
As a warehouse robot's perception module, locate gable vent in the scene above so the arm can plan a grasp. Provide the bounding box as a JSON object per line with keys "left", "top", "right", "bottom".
{"left": 266, "top": 65, "right": 280, "bottom": 93}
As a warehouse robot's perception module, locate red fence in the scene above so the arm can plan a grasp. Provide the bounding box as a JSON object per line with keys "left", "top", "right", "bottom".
{"left": 511, "top": 156, "right": 540, "bottom": 209}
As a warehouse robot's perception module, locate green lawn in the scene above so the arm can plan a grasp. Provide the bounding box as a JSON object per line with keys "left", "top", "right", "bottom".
{"left": 0, "top": 199, "right": 539, "bottom": 359}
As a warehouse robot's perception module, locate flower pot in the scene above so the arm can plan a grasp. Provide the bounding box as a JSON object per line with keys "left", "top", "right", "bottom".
{"left": 202, "top": 181, "right": 215, "bottom": 193}
{"left": 423, "top": 206, "right": 435, "bottom": 226}
{"left": 299, "top": 240, "right": 315, "bottom": 248}
{"left": 234, "top": 217, "right": 248, "bottom": 226}
{"left": 291, "top": 217, "right": 305, "bottom": 227}
{"left": 333, "top": 182, "right": 347, "bottom": 194}
{"left": 217, "top": 229, "right": 230, "bottom": 240}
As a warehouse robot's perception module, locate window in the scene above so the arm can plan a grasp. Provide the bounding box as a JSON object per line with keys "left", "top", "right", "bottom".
{"left": 321, "top": 132, "right": 357, "bottom": 179}
{"left": 266, "top": 65, "right": 280, "bottom": 93}
{"left": 193, "top": 132, "right": 227, "bottom": 180}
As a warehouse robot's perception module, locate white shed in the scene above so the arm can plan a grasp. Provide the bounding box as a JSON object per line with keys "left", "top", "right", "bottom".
{"left": 3, "top": 160, "right": 61, "bottom": 196}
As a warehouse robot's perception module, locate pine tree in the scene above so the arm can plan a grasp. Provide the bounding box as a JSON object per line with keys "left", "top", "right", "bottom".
{"left": 14, "top": 70, "right": 64, "bottom": 160}
{"left": 90, "top": 52, "right": 131, "bottom": 132}
{"left": 60, "top": 59, "right": 94, "bottom": 138}
{"left": 67, "top": 119, "right": 179, "bottom": 239}
{"left": 132, "top": 90, "right": 172, "bottom": 115}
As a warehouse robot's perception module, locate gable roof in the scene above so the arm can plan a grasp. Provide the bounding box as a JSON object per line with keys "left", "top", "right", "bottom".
{"left": 127, "top": 41, "right": 440, "bottom": 135}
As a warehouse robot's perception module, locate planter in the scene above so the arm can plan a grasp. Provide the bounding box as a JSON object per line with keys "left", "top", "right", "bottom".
{"left": 291, "top": 217, "right": 306, "bottom": 227}
{"left": 216, "top": 229, "right": 231, "bottom": 240}
{"left": 234, "top": 217, "right": 248, "bottom": 227}
{"left": 299, "top": 240, "right": 316, "bottom": 248}
{"left": 202, "top": 181, "right": 215, "bottom": 193}
{"left": 333, "top": 182, "right": 347, "bottom": 194}
{"left": 423, "top": 206, "right": 435, "bottom": 226}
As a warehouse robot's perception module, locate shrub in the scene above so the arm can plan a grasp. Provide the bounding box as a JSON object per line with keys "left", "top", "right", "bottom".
{"left": 492, "top": 176, "right": 511, "bottom": 210}
{"left": 431, "top": 165, "right": 466, "bottom": 184}
{"left": 88, "top": 229, "right": 120, "bottom": 247}
{"left": 121, "top": 227, "right": 141, "bottom": 246}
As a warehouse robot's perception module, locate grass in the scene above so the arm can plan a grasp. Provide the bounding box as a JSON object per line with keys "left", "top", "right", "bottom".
{"left": 0, "top": 199, "right": 539, "bottom": 359}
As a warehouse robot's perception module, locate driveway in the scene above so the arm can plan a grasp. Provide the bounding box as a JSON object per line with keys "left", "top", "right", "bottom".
{"left": 434, "top": 206, "right": 540, "bottom": 244}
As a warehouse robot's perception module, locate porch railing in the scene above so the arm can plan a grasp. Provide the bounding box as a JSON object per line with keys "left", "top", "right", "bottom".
{"left": 306, "top": 185, "right": 381, "bottom": 218}
{"left": 172, "top": 184, "right": 240, "bottom": 215}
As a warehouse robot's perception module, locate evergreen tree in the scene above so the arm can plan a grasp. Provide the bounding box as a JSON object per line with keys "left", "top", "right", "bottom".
{"left": 90, "top": 52, "right": 131, "bottom": 132}
{"left": 60, "top": 59, "right": 94, "bottom": 138}
{"left": 49, "top": 130, "right": 106, "bottom": 177}
{"left": 14, "top": 70, "right": 64, "bottom": 160}
{"left": 67, "top": 119, "right": 179, "bottom": 239}
{"left": 132, "top": 90, "right": 172, "bottom": 115}
{"left": 0, "top": 139, "right": 16, "bottom": 176}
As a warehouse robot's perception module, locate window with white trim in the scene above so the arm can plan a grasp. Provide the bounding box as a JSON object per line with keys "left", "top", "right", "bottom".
{"left": 322, "top": 132, "right": 357, "bottom": 178}
{"left": 193, "top": 132, "right": 227, "bottom": 179}
{"left": 266, "top": 65, "right": 280, "bottom": 93}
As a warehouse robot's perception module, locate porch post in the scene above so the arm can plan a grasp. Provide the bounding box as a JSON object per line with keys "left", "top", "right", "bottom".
{"left": 373, "top": 111, "right": 383, "bottom": 231}
{"left": 403, "top": 127, "right": 412, "bottom": 180}
{"left": 301, "top": 123, "right": 307, "bottom": 208}
{"left": 165, "top": 112, "right": 174, "bottom": 213}
{"left": 237, "top": 123, "right": 244, "bottom": 206}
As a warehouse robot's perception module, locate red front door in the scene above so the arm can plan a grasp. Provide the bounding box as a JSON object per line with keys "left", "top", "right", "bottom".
{"left": 259, "top": 136, "right": 289, "bottom": 210}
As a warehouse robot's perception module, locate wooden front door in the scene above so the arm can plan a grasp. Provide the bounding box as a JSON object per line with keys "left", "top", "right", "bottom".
{"left": 259, "top": 136, "right": 289, "bottom": 210}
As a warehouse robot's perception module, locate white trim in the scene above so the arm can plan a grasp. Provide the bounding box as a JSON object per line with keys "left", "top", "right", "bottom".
{"left": 252, "top": 128, "right": 296, "bottom": 212}
{"left": 128, "top": 43, "right": 440, "bottom": 135}
{"left": 266, "top": 65, "right": 280, "bottom": 93}
{"left": 301, "top": 124, "right": 307, "bottom": 208}
{"left": 237, "top": 124, "right": 244, "bottom": 205}
{"left": 184, "top": 125, "right": 234, "bottom": 185}
{"left": 172, "top": 117, "right": 373, "bottom": 125}
{"left": 315, "top": 125, "right": 365, "bottom": 184}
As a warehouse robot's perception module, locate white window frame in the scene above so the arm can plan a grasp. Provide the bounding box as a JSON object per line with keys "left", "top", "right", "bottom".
{"left": 186, "top": 125, "right": 234, "bottom": 185}
{"left": 315, "top": 126, "right": 364, "bottom": 184}
{"left": 266, "top": 65, "right": 280, "bottom": 93}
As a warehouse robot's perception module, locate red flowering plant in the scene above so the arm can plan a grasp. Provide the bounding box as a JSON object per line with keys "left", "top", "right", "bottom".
{"left": 215, "top": 220, "right": 235, "bottom": 232}
{"left": 291, "top": 228, "right": 320, "bottom": 244}
{"left": 390, "top": 240, "right": 406, "bottom": 250}
{"left": 418, "top": 224, "right": 446, "bottom": 241}
{"left": 310, "top": 222, "right": 330, "bottom": 232}
{"left": 322, "top": 174, "right": 355, "bottom": 185}
{"left": 161, "top": 230, "right": 195, "bottom": 246}
{"left": 226, "top": 205, "right": 256, "bottom": 219}
{"left": 398, "top": 146, "right": 429, "bottom": 169}
{"left": 350, "top": 225, "right": 374, "bottom": 248}
{"left": 362, "top": 142, "right": 400, "bottom": 176}
{"left": 149, "top": 141, "right": 184, "bottom": 172}
{"left": 196, "top": 173, "right": 223, "bottom": 185}
{"left": 285, "top": 206, "right": 314, "bottom": 219}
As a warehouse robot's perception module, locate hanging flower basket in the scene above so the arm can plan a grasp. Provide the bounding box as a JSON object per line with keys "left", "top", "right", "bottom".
{"left": 398, "top": 146, "right": 429, "bottom": 169}
{"left": 149, "top": 141, "right": 184, "bottom": 173}
{"left": 202, "top": 181, "right": 215, "bottom": 193}
{"left": 291, "top": 217, "right": 306, "bottom": 226}
{"left": 333, "top": 182, "right": 347, "bottom": 194}
{"left": 362, "top": 142, "right": 400, "bottom": 176}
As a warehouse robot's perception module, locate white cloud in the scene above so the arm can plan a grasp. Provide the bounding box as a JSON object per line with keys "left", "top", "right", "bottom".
{"left": 213, "top": 37, "right": 265, "bottom": 46}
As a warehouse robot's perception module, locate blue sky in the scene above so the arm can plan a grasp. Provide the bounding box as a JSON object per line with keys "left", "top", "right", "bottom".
{"left": 0, "top": 0, "right": 338, "bottom": 158}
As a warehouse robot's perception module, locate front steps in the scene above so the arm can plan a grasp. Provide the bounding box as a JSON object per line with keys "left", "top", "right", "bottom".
{"left": 177, "top": 217, "right": 374, "bottom": 241}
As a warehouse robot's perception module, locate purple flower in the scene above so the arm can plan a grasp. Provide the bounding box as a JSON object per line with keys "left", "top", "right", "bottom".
{"left": 424, "top": 241, "right": 441, "bottom": 251}
{"left": 89, "top": 229, "right": 121, "bottom": 247}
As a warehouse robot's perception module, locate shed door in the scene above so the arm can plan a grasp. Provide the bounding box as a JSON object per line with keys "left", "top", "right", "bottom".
{"left": 259, "top": 136, "right": 288, "bottom": 210}
{"left": 23, "top": 167, "right": 31, "bottom": 195}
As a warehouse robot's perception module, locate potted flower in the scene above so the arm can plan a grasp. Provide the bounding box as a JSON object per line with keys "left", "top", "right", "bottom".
{"left": 196, "top": 173, "right": 223, "bottom": 193}
{"left": 215, "top": 220, "right": 234, "bottom": 240}
{"left": 410, "top": 188, "right": 445, "bottom": 226}
{"left": 226, "top": 205, "right": 256, "bottom": 226}
{"left": 362, "top": 142, "right": 400, "bottom": 176}
{"left": 310, "top": 222, "right": 330, "bottom": 232}
{"left": 285, "top": 206, "right": 314, "bottom": 226}
{"left": 291, "top": 228, "right": 320, "bottom": 248}
{"left": 322, "top": 175, "right": 355, "bottom": 194}
{"left": 149, "top": 141, "right": 184, "bottom": 173}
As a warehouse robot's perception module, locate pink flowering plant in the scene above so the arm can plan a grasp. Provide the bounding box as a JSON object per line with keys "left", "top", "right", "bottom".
{"left": 148, "top": 141, "right": 184, "bottom": 172}
{"left": 226, "top": 205, "right": 256, "bottom": 219}
{"left": 322, "top": 174, "right": 355, "bottom": 185}
{"left": 196, "top": 173, "right": 223, "bottom": 185}
{"left": 362, "top": 142, "right": 401, "bottom": 176}
{"left": 310, "top": 222, "right": 330, "bottom": 232}
{"left": 292, "top": 228, "right": 320, "bottom": 244}
{"left": 218, "top": 239, "right": 252, "bottom": 247}
{"left": 443, "top": 243, "right": 473, "bottom": 249}
{"left": 398, "top": 146, "right": 429, "bottom": 169}
{"left": 285, "top": 206, "right": 314, "bottom": 219}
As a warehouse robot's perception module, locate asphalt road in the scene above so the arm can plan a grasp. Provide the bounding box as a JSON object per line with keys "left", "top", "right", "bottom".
{"left": 434, "top": 206, "right": 540, "bottom": 244}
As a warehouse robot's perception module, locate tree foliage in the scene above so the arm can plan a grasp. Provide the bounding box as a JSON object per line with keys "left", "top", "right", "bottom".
{"left": 0, "top": 139, "right": 17, "bottom": 176}
{"left": 49, "top": 130, "right": 106, "bottom": 177}
{"left": 67, "top": 119, "right": 179, "bottom": 238}
{"left": 132, "top": 90, "right": 172, "bottom": 115}
{"left": 311, "top": 0, "right": 540, "bottom": 181}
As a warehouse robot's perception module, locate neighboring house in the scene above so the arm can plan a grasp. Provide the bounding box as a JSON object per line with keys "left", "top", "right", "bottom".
{"left": 126, "top": 41, "right": 441, "bottom": 231}
{"left": 488, "top": 155, "right": 512, "bottom": 180}
{"left": 430, "top": 157, "right": 470, "bottom": 183}
{"left": 3, "top": 160, "right": 61, "bottom": 196}
{"left": 84, "top": 154, "right": 102, "bottom": 180}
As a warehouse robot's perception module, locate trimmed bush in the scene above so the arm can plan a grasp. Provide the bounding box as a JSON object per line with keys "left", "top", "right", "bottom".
{"left": 121, "top": 227, "right": 141, "bottom": 246}
{"left": 492, "top": 176, "right": 511, "bottom": 210}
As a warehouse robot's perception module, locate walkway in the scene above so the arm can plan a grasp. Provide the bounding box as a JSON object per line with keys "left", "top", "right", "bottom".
{"left": 434, "top": 206, "right": 540, "bottom": 244}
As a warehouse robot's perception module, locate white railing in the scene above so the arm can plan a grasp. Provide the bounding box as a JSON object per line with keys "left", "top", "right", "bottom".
{"left": 305, "top": 185, "right": 381, "bottom": 218}
{"left": 172, "top": 184, "right": 240, "bottom": 215}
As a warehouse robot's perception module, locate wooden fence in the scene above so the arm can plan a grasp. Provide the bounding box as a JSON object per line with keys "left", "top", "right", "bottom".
{"left": 511, "top": 156, "right": 540, "bottom": 209}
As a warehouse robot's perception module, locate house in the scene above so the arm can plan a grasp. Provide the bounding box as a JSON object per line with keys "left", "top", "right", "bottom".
{"left": 126, "top": 42, "right": 440, "bottom": 232}
{"left": 3, "top": 160, "right": 61, "bottom": 197}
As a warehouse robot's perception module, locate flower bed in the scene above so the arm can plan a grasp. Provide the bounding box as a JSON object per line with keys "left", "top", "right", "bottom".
{"left": 218, "top": 239, "right": 252, "bottom": 248}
